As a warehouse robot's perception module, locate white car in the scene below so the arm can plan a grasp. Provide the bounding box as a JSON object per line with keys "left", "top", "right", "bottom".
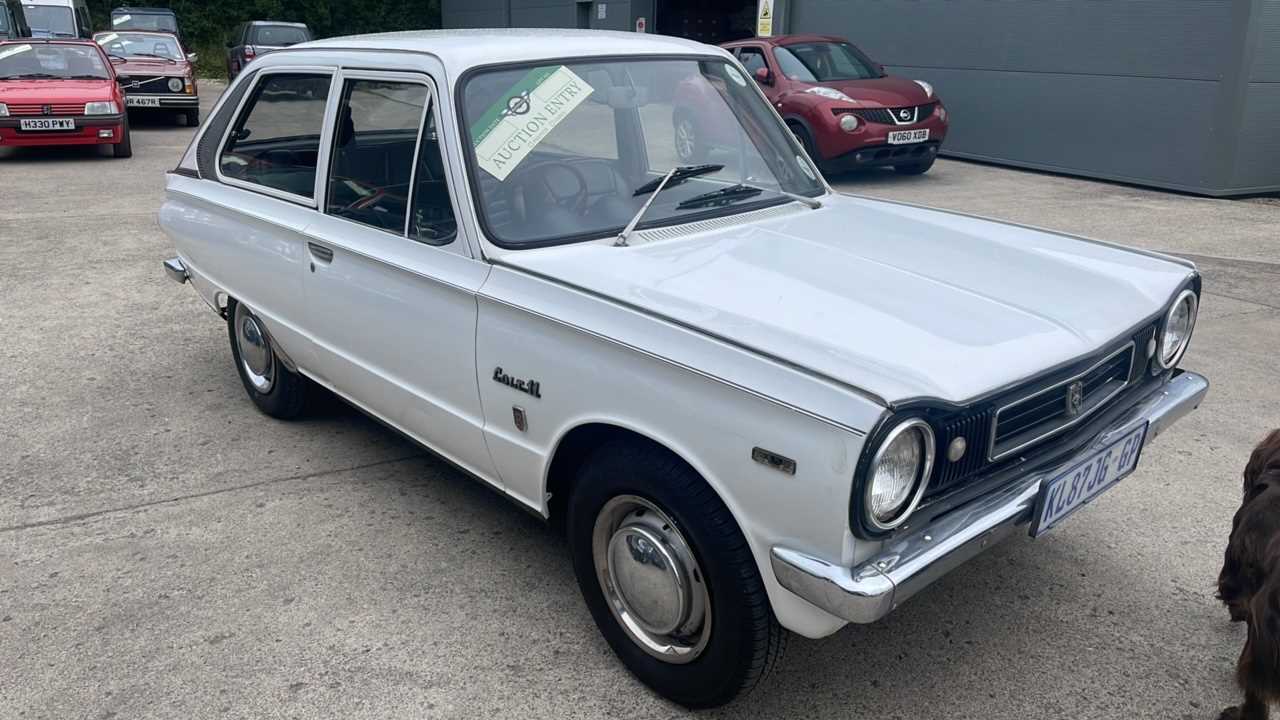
{"left": 160, "top": 29, "right": 1208, "bottom": 707}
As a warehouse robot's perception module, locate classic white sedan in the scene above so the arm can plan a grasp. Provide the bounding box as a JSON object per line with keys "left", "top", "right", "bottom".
{"left": 160, "top": 29, "right": 1208, "bottom": 707}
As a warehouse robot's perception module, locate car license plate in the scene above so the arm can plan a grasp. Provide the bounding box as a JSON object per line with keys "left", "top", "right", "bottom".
{"left": 888, "top": 129, "right": 929, "bottom": 145}
{"left": 126, "top": 96, "right": 161, "bottom": 107}
{"left": 19, "top": 118, "right": 75, "bottom": 131}
{"left": 1031, "top": 423, "right": 1148, "bottom": 537}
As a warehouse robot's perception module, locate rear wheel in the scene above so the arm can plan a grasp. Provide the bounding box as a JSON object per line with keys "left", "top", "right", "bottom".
{"left": 112, "top": 118, "right": 132, "bottom": 158}
{"left": 894, "top": 157, "right": 935, "bottom": 175}
{"left": 227, "top": 299, "right": 309, "bottom": 419}
{"left": 568, "top": 440, "right": 785, "bottom": 708}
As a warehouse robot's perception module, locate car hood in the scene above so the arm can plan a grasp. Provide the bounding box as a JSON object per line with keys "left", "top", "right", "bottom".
{"left": 0, "top": 78, "right": 116, "bottom": 102}
{"left": 498, "top": 195, "right": 1196, "bottom": 405}
{"left": 114, "top": 58, "right": 188, "bottom": 77}
{"left": 807, "top": 75, "right": 931, "bottom": 108}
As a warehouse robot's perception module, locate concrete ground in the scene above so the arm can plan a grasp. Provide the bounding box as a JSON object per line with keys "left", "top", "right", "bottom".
{"left": 2, "top": 83, "right": 1278, "bottom": 720}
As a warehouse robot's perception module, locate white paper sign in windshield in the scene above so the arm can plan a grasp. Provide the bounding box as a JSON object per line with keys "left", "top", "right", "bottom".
{"left": 471, "top": 66, "right": 594, "bottom": 182}
{"left": 0, "top": 44, "right": 32, "bottom": 61}
{"left": 113, "top": 14, "right": 131, "bottom": 25}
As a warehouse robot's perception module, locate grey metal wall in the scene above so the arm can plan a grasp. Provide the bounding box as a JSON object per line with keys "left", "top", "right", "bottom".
{"left": 789, "top": 0, "right": 1273, "bottom": 196}
{"left": 440, "top": 0, "right": 1276, "bottom": 195}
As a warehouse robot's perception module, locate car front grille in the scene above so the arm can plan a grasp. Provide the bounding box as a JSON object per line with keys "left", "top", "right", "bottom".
{"left": 922, "top": 323, "right": 1156, "bottom": 500}
{"left": 7, "top": 103, "right": 84, "bottom": 116}
{"left": 844, "top": 103, "right": 936, "bottom": 125}
{"left": 990, "top": 343, "right": 1136, "bottom": 461}
{"left": 117, "top": 76, "right": 185, "bottom": 94}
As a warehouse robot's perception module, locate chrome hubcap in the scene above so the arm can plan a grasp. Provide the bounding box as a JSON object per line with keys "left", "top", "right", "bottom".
{"left": 675, "top": 120, "right": 695, "bottom": 160}
{"left": 234, "top": 303, "right": 274, "bottom": 393}
{"left": 593, "top": 495, "right": 710, "bottom": 663}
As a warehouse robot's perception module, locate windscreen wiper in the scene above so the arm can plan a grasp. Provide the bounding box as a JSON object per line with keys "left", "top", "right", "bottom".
{"left": 131, "top": 52, "right": 176, "bottom": 63}
{"left": 632, "top": 163, "right": 723, "bottom": 196}
{"left": 677, "top": 183, "right": 823, "bottom": 211}
{"left": 616, "top": 167, "right": 680, "bottom": 247}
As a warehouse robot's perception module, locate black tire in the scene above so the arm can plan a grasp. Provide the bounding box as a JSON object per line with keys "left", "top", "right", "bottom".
{"left": 567, "top": 439, "right": 786, "bottom": 709}
{"left": 672, "top": 110, "right": 705, "bottom": 164}
{"left": 789, "top": 122, "right": 825, "bottom": 174}
{"left": 227, "top": 299, "right": 309, "bottom": 419}
{"left": 112, "top": 119, "right": 132, "bottom": 158}
{"left": 894, "top": 156, "right": 935, "bottom": 175}
{"left": 184, "top": 108, "right": 200, "bottom": 127}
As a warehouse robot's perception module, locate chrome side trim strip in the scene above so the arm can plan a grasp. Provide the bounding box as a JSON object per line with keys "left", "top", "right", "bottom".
{"left": 988, "top": 340, "right": 1136, "bottom": 462}
{"left": 771, "top": 371, "right": 1208, "bottom": 625}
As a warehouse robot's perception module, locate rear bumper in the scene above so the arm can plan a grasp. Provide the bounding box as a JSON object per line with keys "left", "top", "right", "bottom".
{"left": 0, "top": 114, "right": 125, "bottom": 146}
{"left": 770, "top": 370, "right": 1209, "bottom": 625}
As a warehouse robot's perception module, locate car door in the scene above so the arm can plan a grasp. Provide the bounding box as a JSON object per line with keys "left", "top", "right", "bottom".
{"left": 301, "top": 68, "right": 498, "bottom": 483}
{"left": 200, "top": 66, "right": 338, "bottom": 373}
{"left": 736, "top": 45, "right": 781, "bottom": 103}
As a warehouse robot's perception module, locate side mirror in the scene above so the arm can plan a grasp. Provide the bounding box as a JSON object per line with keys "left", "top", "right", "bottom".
{"left": 186, "top": 53, "right": 198, "bottom": 63}
{"left": 753, "top": 67, "right": 773, "bottom": 86}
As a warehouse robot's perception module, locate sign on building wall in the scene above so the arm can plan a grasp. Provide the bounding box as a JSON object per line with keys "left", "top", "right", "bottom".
{"left": 597, "top": 3, "right": 607, "bottom": 20}
{"left": 757, "top": 0, "right": 773, "bottom": 36}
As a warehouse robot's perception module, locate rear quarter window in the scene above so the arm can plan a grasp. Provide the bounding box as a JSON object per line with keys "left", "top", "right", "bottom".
{"left": 251, "top": 25, "right": 310, "bottom": 47}
{"left": 219, "top": 73, "right": 332, "bottom": 201}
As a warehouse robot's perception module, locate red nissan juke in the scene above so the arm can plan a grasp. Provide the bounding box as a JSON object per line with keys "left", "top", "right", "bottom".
{"left": 717, "top": 34, "right": 948, "bottom": 176}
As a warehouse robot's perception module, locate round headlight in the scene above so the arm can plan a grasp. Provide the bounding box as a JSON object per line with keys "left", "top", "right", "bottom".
{"left": 168, "top": 77, "right": 184, "bottom": 93}
{"left": 864, "top": 419, "right": 935, "bottom": 531}
{"left": 1157, "top": 289, "right": 1198, "bottom": 369}
{"left": 838, "top": 113, "right": 859, "bottom": 133}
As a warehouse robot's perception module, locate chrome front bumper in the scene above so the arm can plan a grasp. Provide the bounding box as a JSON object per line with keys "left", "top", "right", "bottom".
{"left": 771, "top": 371, "right": 1209, "bottom": 625}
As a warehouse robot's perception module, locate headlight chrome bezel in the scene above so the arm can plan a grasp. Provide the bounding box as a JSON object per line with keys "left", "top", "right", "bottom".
{"left": 1156, "top": 289, "right": 1198, "bottom": 370}
{"left": 168, "top": 77, "right": 184, "bottom": 93}
{"left": 862, "top": 417, "right": 936, "bottom": 533}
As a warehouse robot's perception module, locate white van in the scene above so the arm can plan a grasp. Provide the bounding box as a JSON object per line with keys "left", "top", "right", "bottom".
{"left": 21, "top": 0, "right": 91, "bottom": 39}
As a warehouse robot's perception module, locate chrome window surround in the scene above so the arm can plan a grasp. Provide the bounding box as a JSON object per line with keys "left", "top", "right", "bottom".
{"left": 863, "top": 417, "right": 936, "bottom": 532}
{"left": 988, "top": 341, "right": 1137, "bottom": 463}
{"left": 1156, "top": 289, "right": 1198, "bottom": 370}
{"left": 213, "top": 66, "right": 340, "bottom": 208}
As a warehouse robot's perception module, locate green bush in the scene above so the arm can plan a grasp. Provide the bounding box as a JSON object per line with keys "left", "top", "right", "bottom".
{"left": 90, "top": 0, "right": 441, "bottom": 76}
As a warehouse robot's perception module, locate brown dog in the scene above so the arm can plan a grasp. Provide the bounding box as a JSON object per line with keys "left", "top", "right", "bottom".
{"left": 1218, "top": 429, "right": 1280, "bottom": 720}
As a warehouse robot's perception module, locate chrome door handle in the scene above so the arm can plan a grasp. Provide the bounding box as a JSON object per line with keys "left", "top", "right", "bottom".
{"left": 307, "top": 242, "right": 334, "bottom": 263}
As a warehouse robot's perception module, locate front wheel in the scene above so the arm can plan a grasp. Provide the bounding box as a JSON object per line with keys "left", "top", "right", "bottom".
{"left": 672, "top": 112, "right": 705, "bottom": 163}
{"left": 568, "top": 440, "right": 785, "bottom": 708}
{"left": 227, "top": 300, "right": 309, "bottom": 419}
{"left": 112, "top": 119, "right": 132, "bottom": 158}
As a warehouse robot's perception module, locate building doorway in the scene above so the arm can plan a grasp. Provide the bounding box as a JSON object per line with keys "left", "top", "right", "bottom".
{"left": 655, "top": 0, "right": 757, "bottom": 45}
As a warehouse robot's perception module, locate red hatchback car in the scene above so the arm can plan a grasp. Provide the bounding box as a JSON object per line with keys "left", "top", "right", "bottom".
{"left": 719, "top": 34, "right": 947, "bottom": 175}
{"left": 0, "top": 40, "right": 133, "bottom": 158}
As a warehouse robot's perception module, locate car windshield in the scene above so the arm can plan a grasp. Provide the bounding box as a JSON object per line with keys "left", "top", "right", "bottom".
{"left": 0, "top": 42, "right": 109, "bottom": 79}
{"left": 461, "top": 57, "right": 823, "bottom": 247}
{"left": 22, "top": 5, "right": 75, "bottom": 37}
{"left": 251, "top": 25, "right": 309, "bottom": 46}
{"left": 111, "top": 12, "right": 177, "bottom": 33}
{"left": 96, "top": 32, "right": 182, "bottom": 59}
{"left": 774, "top": 42, "right": 882, "bottom": 82}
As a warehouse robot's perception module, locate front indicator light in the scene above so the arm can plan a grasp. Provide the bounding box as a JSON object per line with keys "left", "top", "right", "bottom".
{"left": 838, "top": 114, "right": 859, "bottom": 133}
{"left": 865, "top": 418, "right": 935, "bottom": 531}
{"left": 0, "top": 103, "right": 9, "bottom": 117}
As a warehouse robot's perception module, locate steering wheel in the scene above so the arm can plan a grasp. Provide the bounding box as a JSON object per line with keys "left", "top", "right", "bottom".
{"left": 518, "top": 160, "right": 591, "bottom": 215}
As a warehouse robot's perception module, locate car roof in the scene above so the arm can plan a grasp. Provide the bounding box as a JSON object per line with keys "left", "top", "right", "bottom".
{"left": 248, "top": 20, "right": 308, "bottom": 27}
{"left": 0, "top": 37, "right": 95, "bottom": 46}
{"left": 724, "top": 34, "right": 847, "bottom": 48}
{"left": 302, "top": 29, "right": 725, "bottom": 72}
{"left": 111, "top": 7, "right": 175, "bottom": 14}
{"left": 23, "top": 0, "right": 76, "bottom": 7}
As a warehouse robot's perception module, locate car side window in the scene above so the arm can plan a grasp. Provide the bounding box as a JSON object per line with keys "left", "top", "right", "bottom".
{"left": 326, "top": 78, "right": 429, "bottom": 234}
{"left": 219, "top": 73, "right": 332, "bottom": 200}
{"left": 738, "top": 47, "right": 768, "bottom": 76}
{"left": 409, "top": 107, "right": 457, "bottom": 245}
